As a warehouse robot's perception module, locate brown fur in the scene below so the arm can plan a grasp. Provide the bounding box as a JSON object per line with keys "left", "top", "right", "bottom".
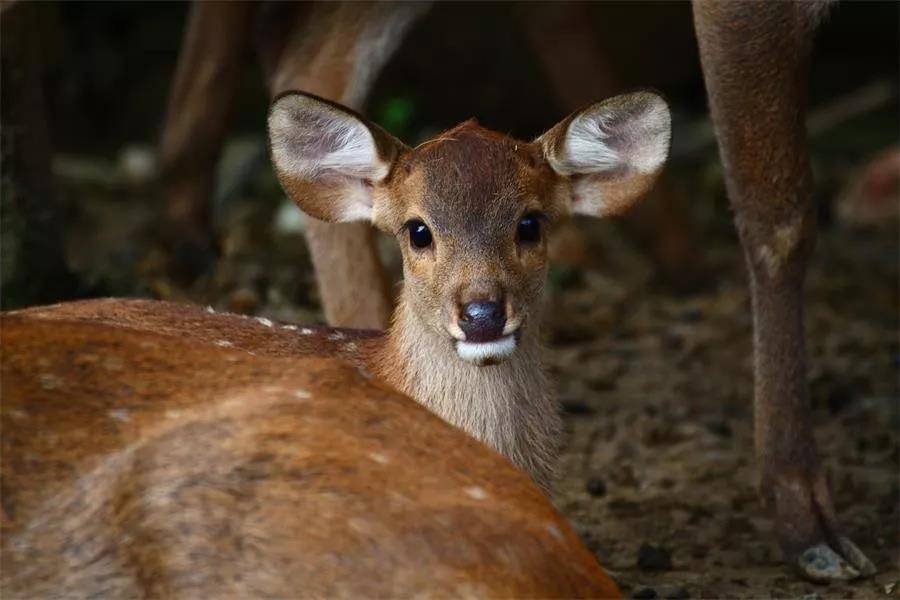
{"left": 375, "top": 122, "right": 562, "bottom": 344}
{"left": 158, "top": 1, "right": 254, "bottom": 237}
{"left": 694, "top": 0, "right": 874, "bottom": 580}
{"left": 694, "top": 0, "right": 821, "bottom": 554}
{"left": 1, "top": 306, "right": 620, "bottom": 598}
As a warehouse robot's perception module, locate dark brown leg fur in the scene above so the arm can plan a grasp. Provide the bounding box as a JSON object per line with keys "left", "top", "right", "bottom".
{"left": 693, "top": 0, "right": 875, "bottom": 581}
{"left": 157, "top": 1, "right": 255, "bottom": 281}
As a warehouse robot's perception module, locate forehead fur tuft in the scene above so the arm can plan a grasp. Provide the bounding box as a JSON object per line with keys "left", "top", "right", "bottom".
{"left": 401, "top": 123, "right": 549, "bottom": 234}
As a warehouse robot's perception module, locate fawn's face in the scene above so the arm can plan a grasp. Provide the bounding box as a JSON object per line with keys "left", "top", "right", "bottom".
{"left": 269, "top": 92, "right": 670, "bottom": 365}
{"left": 375, "top": 124, "right": 561, "bottom": 364}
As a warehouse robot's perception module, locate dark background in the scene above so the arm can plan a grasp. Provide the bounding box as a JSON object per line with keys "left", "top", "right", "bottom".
{"left": 1, "top": 1, "right": 897, "bottom": 310}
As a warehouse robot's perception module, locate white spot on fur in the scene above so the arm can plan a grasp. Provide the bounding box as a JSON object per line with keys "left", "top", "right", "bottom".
{"left": 109, "top": 408, "right": 131, "bottom": 423}
{"left": 255, "top": 317, "right": 274, "bottom": 328}
{"left": 546, "top": 523, "right": 564, "bottom": 541}
{"left": 39, "top": 373, "right": 63, "bottom": 390}
{"left": 215, "top": 340, "right": 234, "bottom": 348}
{"left": 205, "top": 305, "right": 215, "bottom": 314}
{"left": 292, "top": 389, "right": 311, "bottom": 400}
{"left": 347, "top": 517, "right": 374, "bottom": 535}
{"left": 282, "top": 324, "right": 298, "bottom": 331}
{"left": 757, "top": 218, "right": 804, "bottom": 279}
{"left": 456, "top": 335, "right": 517, "bottom": 364}
{"left": 329, "top": 331, "right": 346, "bottom": 341}
{"left": 103, "top": 356, "right": 124, "bottom": 371}
{"left": 465, "top": 486, "right": 489, "bottom": 501}
{"left": 368, "top": 452, "right": 389, "bottom": 464}
{"left": 300, "top": 328, "right": 314, "bottom": 335}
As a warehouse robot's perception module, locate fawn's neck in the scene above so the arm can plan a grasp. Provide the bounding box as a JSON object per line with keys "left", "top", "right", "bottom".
{"left": 372, "top": 293, "right": 560, "bottom": 488}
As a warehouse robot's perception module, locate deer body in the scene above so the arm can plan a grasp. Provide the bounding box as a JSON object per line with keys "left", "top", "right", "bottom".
{"left": 1, "top": 305, "right": 618, "bottom": 598}
{"left": 14, "top": 297, "right": 559, "bottom": 489}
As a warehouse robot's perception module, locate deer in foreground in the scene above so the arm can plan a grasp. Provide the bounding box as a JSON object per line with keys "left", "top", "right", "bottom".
{"left": 1, "top": 308, "right": 618, "bottom": 598}
{"left": 1, "top": 89, "right": 671, "bottom": 597}
{"left": 157, "top": 0, "right": 878, "bottom": 582}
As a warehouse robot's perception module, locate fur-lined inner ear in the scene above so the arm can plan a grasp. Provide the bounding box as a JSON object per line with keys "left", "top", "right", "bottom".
{"left": 538, "top": 92, "right": 671, "bottom": 217}
{"left": 268, "top": 92, "right": 404, "bottom": 223}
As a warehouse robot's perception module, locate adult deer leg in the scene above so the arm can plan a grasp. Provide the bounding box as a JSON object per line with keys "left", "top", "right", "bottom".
{"left": 693, "top": 1, "right": 876, "bottom": 581}
{"left": 157, "top": 1, "right": 254, "bottom": 281}
{"left": 261, "top": 2, "right": 426, "bottom": 328}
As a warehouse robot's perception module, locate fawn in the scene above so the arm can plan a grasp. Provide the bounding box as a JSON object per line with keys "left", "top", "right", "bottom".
{"left": 1, "top": 89, "right": 669, "bottom": 597}
{"left": 266, "top": 89, "right": 670, "bottom": 487}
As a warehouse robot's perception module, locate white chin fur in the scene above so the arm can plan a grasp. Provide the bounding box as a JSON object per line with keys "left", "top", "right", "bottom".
{"left": 456, "top": 335, "right": 517, "bottom": 364}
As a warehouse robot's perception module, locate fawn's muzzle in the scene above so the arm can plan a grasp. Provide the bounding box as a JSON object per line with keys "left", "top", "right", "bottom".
{"left": 458, "top": 301, "right": 506, "bottom": 343}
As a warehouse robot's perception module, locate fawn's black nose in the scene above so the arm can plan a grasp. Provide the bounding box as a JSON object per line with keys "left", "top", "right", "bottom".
{"left": 458, "top": 301, "right": 506, "bottom": 343}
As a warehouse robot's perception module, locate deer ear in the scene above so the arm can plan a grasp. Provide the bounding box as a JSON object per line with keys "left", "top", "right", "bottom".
{"left": 268, "top": 92, "right": 407, "bottom": 223}
{"left": 537, "top": 91, "right": 671, "bottom": 218}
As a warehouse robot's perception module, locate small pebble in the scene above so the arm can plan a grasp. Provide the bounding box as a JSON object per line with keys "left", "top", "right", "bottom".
{"left": 632, "top": 587, "right": 657, "bottom": 599}
{"left": 637, "top": 544, "right": 672, "bottom": 570}
{"left": 585, "top": 476, "right": 607, "bottom": 497}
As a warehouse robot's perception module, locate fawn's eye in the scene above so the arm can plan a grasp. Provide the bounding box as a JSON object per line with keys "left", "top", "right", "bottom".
{"left": 516, "top": 212, "right": 543, "bottom": 244}
{"left": 407, "top": 220, "right": 433, "bottom": 249}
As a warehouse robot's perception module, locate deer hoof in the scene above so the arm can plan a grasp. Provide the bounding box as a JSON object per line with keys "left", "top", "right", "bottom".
{"left": 797, "top": 541, "right": 874, "bottom": 582}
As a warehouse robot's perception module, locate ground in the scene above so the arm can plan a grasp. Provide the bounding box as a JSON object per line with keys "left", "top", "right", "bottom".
{"left": 548, "top": 224, "right": 898, "bottom": 599}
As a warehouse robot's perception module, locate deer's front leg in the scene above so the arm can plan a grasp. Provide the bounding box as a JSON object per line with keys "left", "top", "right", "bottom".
{"left": 261, "top": 2, "right": 427, "bottom": 329}
{"left": 157, "top": 1, "right": 254, "bottom": 281}
{"left": 693, "top": 0, "right": 875, "bottom": 581}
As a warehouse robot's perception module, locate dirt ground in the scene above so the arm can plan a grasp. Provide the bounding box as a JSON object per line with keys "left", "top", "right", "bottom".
{"left": 547, "top": 224, "right": 899, "bottom": 598}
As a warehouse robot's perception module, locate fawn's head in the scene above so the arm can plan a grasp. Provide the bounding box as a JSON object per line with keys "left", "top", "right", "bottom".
{"left": 269, "top": 92, "right": 670, "bottom": 366}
